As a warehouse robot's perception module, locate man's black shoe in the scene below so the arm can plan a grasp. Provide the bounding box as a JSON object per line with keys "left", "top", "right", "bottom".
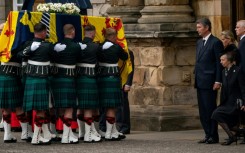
{"left": 197, "top": 138, "right": 208, "bottom": 143}
{"left": 206, "top": 138, "right": 219, "bottom": 144}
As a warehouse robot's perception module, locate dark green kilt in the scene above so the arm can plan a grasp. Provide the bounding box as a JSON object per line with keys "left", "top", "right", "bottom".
{"left": 23, "top": 76, "right": 49, "bottom": 112}
{"left": 77, "top": 76, "right": 99, "bottom": 109}
{"left": 98, "top": 76, "right": 122, "bottom": 108}
{"left": 51, "top": 77, "right": 76, "bottom": 108}
{"left": 0, "top": 75, "right": 23, "bottom": 109}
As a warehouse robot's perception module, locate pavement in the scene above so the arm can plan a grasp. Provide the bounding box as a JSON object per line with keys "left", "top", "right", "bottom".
{"left": 0, "top": 129, "right": 244, "bottom": 153}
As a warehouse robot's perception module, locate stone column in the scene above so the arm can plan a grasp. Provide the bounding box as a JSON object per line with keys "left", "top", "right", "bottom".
{"left": 106, "top": 0, "right": 144, "bottom": 23}
{"left": 138, "top": 0, "right": 194, "bottom": 24}
{"left": 0, "top": 0, "right": 5, "bottom": 23}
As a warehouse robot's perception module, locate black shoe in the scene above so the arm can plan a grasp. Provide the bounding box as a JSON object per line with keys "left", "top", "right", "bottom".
{"left": 206, "top": 138, "right": 219, "bottom": 144}
{"left": 197, "top": 138, "right": 208, "bottom": 143}
{"left": 221, "top": 136, "right": 237, "bottom": 145}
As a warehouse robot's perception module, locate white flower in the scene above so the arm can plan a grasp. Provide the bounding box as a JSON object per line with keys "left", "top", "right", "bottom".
{"left": 37, "top": 3, "right": 80, "bottom": 15}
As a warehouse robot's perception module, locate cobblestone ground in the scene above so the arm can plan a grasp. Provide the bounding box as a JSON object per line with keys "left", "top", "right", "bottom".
{"left": 0, "top": 130, "right": 244, "bottom": 153}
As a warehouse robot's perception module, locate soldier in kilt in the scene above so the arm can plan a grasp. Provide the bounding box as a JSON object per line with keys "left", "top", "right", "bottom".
{"left": 76, "top": 25, "right": 101, "bottom": 142}
{"left": 97, "top": 28, "right": 128, "bottom": 140}
{"left": 0, "top": 23, "right": 33, "bottom": 143}
{"left": 51, "top": 24, "right": 80, "bottom": 144}
{"left": 18, "top": 23, "right": 54, "bottom": 145}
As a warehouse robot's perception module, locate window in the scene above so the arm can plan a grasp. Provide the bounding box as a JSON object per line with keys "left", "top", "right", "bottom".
{"left": 13, "top": 0, "right": 24, "bottom": 11}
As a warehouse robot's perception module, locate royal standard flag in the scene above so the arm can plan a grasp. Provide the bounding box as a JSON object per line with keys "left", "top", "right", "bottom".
{"left": 81, "top": 16, "right": 132, "bottom": 86}
{"left": 0, "top": 11, "right": 132, "bottom": 86}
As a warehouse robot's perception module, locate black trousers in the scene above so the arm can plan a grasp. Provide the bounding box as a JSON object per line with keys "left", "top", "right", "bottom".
{"left": 197, "top": 88, "right": 219, "bottom": 140}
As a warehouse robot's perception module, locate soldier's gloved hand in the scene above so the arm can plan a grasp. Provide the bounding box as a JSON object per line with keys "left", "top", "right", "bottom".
{"left": 31, "top": 42, "right": 41, "bottom": 51}
{"left": 54, "top": 43, "right": 66, "bottom": 52}
{"left": 78, "top": 42, "right": 87, "bottom": 50}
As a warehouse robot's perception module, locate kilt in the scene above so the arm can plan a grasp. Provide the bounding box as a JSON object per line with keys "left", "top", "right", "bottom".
{"left": 0, "top": 75, "right": 23, "bottom": 109}
{"left": 77, "top": 76, "right": 99, "bottom": 109}
{"left": 98, "top": 76, "right": 122, "bottom": 108}
{"left": 23, "top": 76, "right": 49, "bottom": 112}
{"left": 51, "top": 77, "right": 77, "bottom": 108}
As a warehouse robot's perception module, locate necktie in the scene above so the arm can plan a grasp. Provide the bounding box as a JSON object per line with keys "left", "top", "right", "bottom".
{"left": 202, "top": 39, "right": 206, "bottom": 47}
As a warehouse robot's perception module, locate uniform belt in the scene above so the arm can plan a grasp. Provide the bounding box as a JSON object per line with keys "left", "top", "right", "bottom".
{"left": 99, "top": 62, "right": 118, "bottom": 67}
{"left": 1, "top": 62, "right": 21, "bottom": 67}
{"left": 50, "top": 63, "right": 54, "bottom": 66}
{"left": 28, "top": 60, "right": 50, "bottom": 66}
{"left": 77, "top": 63, "right": 96, "bottom": 68}
{"left": 22, "top": 62, "right": 27, "bottom": 66}
{"left": 55, "top": 63, "right": 76, "bottom": 69}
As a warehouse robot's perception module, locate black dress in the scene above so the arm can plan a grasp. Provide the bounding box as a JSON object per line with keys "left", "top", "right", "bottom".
{"left": 212, "top": 65, "right": 245, "bottom": 128}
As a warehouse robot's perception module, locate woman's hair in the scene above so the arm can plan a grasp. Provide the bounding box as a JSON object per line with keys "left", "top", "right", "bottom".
{"left": 221, "top": 30, "right": 237, "bottom": 45}
{"left": 224, "top": 51, "right": 237, "bottom": 63}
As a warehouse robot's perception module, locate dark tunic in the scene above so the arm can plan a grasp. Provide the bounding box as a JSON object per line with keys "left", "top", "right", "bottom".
{"left": 212, "top": 65, "right": 245, "bottom": 128}
{"left": 76, "top": 37, "right": 100, "bottom": 109}
{"left": 17, "top": 38, "right": 54, "bottom": 111}
{"left": 51, "top": 38, "right": 80, "bottom": 108}
{"left": 97, "top": 40, "right": 128, "bottom": 108}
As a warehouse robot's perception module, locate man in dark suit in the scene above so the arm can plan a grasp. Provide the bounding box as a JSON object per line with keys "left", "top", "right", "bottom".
{"left": 117, "top": 50, "right": 134, "bottom": 134}
{"left": 195, "top": 18, "right": 224, "bottom": 144}
{"left": 235, "top": 20, "right": 245, "bottom": 73}
{"left": 235, "top": 20, "right": 245, "bottom": 144}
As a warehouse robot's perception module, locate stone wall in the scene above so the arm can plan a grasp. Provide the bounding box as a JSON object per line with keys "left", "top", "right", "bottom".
{"left": 191, "top": 0, "right": 231, "bottom": 38}
{"left": 127, "top": 36, "right": 201, "bottom": 131}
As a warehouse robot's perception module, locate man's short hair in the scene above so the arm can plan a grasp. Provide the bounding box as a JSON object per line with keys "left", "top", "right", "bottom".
{"left": 84, "top": 24, "right": 96, "bottom": 32}
{"left": 105, "top": 28, "right": 117, "bottom": 39}
{"left": 237, "top": 20, "right": 245, "bottom": 28}
{"left": 63, "top": 24, "right": 75, "bottom": 35}
{"left": 34, "top": 23, "right": 47, "bottom": 33}
{"left": 196, "top": 18, "right": 212, "bottom": 31}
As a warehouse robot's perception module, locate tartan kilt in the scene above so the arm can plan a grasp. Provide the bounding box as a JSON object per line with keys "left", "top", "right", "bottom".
{"left": 51, "top": 77, "right": 77, "bottom": 108}
{"left": 23, "top": 76, "right": 49, "bottom": 112}
{"left": 0, "top": 75, "right": 23, "bottom": 109}
{"left": 98, "top": 76, "right": 122, "bottom": 108}
{"left": 77, "top": 76, "right": 99, "bottom": 109}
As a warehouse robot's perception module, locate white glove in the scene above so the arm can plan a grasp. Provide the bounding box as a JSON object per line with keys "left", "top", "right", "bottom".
{"left": 102, "top": 42, "right": 113, "bottom": 50}
{"left": 54, "top": 43, "right": 66, "bottom": 52}
{"left": 78, "top": 42, "right": 87, "bottom": 50}
{"left": 31, "top": 42, "right": 41, "bottom": 51}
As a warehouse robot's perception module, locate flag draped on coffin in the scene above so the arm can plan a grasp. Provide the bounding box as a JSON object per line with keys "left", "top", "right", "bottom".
{"left": 0, "top": 11, "right": 132, "bottom": 86}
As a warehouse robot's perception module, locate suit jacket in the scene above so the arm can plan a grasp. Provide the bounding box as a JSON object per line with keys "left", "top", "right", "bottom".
{"left": 194, "top": 34, "right": 224, "bottom": 89}
{"left": 238, "top": 37, "right": 245, "bottom": 73}
{"left": 125, "top": 50, "right": 134, "bottom": 86}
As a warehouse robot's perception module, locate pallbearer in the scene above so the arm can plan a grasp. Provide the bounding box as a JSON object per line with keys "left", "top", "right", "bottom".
{"left": 98, "top": 28, "right": 128, "bottom": 140}
{"left": 0, "top": 22, "right": 33, "bottom": 143}
{"left": 76, "top": 25, "right": 101, "bottom": 142}
{"left": 51, "top": 24, "right": 80, "bottom": 144}
{"left": 18, "top": 23, "right": 54, "bottom": 145}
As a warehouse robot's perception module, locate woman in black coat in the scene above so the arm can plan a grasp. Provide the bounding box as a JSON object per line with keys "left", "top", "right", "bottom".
{"left": 212, "top": 51, "right": 245, "bottom": 145}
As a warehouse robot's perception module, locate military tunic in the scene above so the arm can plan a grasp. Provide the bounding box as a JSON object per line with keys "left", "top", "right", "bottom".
{"left": 97, "top": 40, "right": 128, "bottom": 108}
{"left": 51, "top": 38, "right": 80, "bottom": 108}
{"left": 18, "top": 38, "right": 54, "bottom": 112}
{"left": 76, "top": 37, "right": 100, "bottom": 109}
